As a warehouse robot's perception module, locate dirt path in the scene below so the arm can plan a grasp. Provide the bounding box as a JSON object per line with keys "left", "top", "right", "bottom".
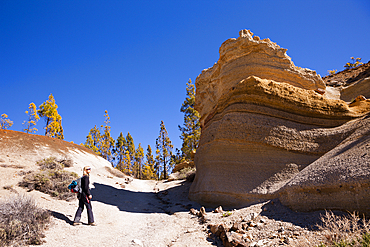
{"left": 34, "top": 174, "right": 213, "bottom": 247}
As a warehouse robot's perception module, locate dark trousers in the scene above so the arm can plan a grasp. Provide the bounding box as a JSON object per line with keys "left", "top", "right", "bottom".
{"left": 74, "top": 194, "right": 94, "bottom": 223}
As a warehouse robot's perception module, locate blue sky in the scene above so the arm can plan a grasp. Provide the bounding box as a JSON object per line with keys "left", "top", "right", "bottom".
{"left": 1, "top": 0, "right": 369, "bottom": 153}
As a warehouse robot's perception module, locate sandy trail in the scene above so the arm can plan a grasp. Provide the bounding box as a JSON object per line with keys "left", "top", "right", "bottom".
{"left": 33, "top": 173, "right": 212, "bottom": 247}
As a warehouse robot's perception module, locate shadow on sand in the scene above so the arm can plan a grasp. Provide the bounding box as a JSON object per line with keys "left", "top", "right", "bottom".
{"left": 89, "top": 181, "right": 197, "bottom": 214}
{"left": 50, "top": 210, "right": 74, "bottom": 225}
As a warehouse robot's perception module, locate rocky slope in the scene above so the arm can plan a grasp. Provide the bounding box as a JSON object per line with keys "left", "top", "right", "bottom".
{"left": 189, "top": 30, "right": 370, "bottom": 217}
{"left": 323, "top": 61, "right": 370, "bottom": 102}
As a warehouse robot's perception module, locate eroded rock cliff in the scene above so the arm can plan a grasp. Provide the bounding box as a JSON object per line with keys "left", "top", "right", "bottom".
{"left": 196, "top": 29, "right": 326, "bottom": 128}
{"left": 189, "top": 30, "right": 370, "bottom": 216}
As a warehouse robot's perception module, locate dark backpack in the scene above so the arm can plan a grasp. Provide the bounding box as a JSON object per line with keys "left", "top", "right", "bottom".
{"left": 68, "top": 177, "right": 82, "bottom": 193}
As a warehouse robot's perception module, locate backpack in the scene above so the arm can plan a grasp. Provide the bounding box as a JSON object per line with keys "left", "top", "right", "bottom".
{"left": 68, "top": 177, "right": 82, "bottom": 193}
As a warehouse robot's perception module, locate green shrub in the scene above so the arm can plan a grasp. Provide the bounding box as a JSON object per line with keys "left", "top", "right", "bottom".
{"left": 0, "top": 194, "right": 50, "bottom": 246}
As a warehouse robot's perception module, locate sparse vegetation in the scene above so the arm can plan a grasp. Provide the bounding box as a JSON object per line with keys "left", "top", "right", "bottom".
{"left": 344, "top": 57, "right": 363, "bottom": 69}
{"left": 167, "top": 167, "right": 196, "bottom": 181}
{"left": 105, "top": 166, "right": 125, "bottom": 178}
{"left": 19, "top": 157, "right": 78, "bottom": 201}
{"left": 0, "top": 194, "right": 50, "bottom": 246}
{"left": 222, "top": 211, "right": 232, "bottom": 217}
{"left": 316, "top": 211, "right": 370, "bottom": 247}
{"left": 328, "top": 69, "right": 337, "bottom": 75}
{"left": 0, "top": 113, "right": 13, "bottom": 130}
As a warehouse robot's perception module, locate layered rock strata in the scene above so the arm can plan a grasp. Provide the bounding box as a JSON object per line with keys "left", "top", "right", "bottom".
{"left": 279, "top": 115, "right": 370, "bottom": 216}
{"left": 196, "top": 29, "right": 326, "bottom": 127}
{"left": 189, "top": 30, "right": 370, "bottom": 215}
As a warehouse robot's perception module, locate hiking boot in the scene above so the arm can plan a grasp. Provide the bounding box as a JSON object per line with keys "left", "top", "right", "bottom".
{"left": 88, "top": 222, "right": 97, "bottom": 226}
{"left": 73, "top": 222, "right": 81, "bottom": 226}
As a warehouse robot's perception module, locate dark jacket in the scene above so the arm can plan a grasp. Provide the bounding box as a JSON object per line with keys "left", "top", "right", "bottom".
{"left": 80, "top": 175, "right": 91, "bottom": 197}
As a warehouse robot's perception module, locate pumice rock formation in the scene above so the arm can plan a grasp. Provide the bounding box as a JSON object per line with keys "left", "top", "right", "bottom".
{"left": 189, "top": 30, "right": 370, "bottom": 216}
{"left": 195, "top": 29, "right": 326, "bottom": 128}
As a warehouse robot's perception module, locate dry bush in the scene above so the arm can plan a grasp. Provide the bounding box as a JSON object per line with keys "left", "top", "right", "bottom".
{"left": 105, "top": 166, "right": 125, "bottom": 178}
{"left": 316, "top": 211, "right": 370, "bottom": 246}
{"left": 37, "top": 157, "right": 63, "bottom": 170}
{"left": 168, "top": 167, "right": 196, "bottom": 181}
{"left": 0, "top": 164, "right": 25, "bottom": 169}
{"left": 19, "top": 157, "right": 78, "bottom": 201}
{"left": 0, "top": 194, "right": 50, "bottom": 246}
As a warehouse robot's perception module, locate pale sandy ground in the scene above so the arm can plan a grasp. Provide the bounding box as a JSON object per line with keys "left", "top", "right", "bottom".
{"left": 0, "top": 164, "right": 354, "bottom": 247}
{"left": 0, "top": 132, "right": 214, "bottom": 247}
{"left": 1, "top": 166, "right": 213, "bottom": 247}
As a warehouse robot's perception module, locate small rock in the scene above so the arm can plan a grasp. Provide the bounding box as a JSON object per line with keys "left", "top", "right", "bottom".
{"left": 230, "top": 222, "right": 241, "bottom": 232}
{"left": 278, "top": 227, "right": 285, "bottom": 233}
{"left": 131, "top": 239, "right": 143, "bottom": 247}
{"left": 250, "top": 240, "right": 266, "bottom": 247}
{"left": 225, "top": 231, "right": 247, "bottom": 247}
{"left": 199, "top": 206, "right": 207, "bottom": 217}
{"left": 190, "top": 208, "right": 199, "bottom": 215}
{"left": 243, "top": 234, "right": 252, "bottom": 240}
{"left": 241, "top": 223, "right": 248, "bottom": 230}
{"left": 250, "top": 212, "right": 257, "bottom": 220}
{"left": 249, "top": 222, "right": 257, "bottom": 227}
{"left": 269, "top": 233, "right": 278, "bottom": 239}
{"left": 215, "top": 205, "right": 224, "bottom": 213}
{"left": 209, "top": 224, "right": 219, "bottom": 234}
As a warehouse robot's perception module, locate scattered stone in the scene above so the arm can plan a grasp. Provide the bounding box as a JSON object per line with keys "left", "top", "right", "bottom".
{"left": 249, "top": 222, "right": 257, "bottom": 227}
{"left": 131, "top": 239, "right": 143, "bottom": 246}
{"left": 199, "top": 206, "right": 207, "bottom": 217}
{"left": 250, "top": 212, "right": 257, "bottom": 220}
{"left": 215, "top": 205, "right": 224, "bottom": 213}
{"left": 190, "top": 208, "right": 199, "bottom": 216}
{"left": 230, "top": 222, "right": 241, "bottom": 232}
{"left": 225, "top": 231, "right": 247, "bottom": 247}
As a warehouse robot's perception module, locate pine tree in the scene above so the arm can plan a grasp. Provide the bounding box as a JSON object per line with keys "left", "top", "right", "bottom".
{"left": 134, "top": 143, "right": 144, "bottom": 179}
{"left": 115, "top": 132, "right": 127, "bottom": 170}
{"left": 100, "top": 110, "right": 115, "bottom": 164}
{"left": 120, "top": 150, "right": 131, "bottom": 174}
{"left": 126, "top": 132, "right": 135, "bottom": 175}
{"left": 154, "top": 148, "right": 161, "bottom": 180}
{"left": 0, "top": 114, "right": 13, "bottom": 130}
{"left": 155, "top": 121, "right": 174, "bottom": 179}
{"left": 23, "top": 103, "right": 40, "bottom": 133}
{"left": 38, "top": 94, "right": 64, "bottom": 139}
{"left": 84, "top": 125, "right": 101, "bottom": 155}
{"left": 143, "top": 145, "right": 156, "bottom": 180}
{"left": 178, "top": 79, "right": 200, "bottom": 161}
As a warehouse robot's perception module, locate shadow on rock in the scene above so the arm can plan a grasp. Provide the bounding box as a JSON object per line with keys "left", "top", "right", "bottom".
{"left": 90, "top": 181, "right": 199, "bottom": 214}
{"left": 259, "top": 199, "right": 347, "bottom": 230}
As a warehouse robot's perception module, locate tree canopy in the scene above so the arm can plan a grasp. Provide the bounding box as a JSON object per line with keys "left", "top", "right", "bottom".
{"left": 38, "top": 94, "right": 64, "bottom": 139}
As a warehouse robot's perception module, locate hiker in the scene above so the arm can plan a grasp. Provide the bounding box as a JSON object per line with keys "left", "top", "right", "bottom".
{"left": 73, "top": 166, "right": 96, "bottom": 226}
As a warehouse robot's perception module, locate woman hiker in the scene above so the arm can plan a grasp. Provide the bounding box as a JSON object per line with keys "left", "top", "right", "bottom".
{"left": 73, "top": 166, "right": 96, "bottom": 226}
